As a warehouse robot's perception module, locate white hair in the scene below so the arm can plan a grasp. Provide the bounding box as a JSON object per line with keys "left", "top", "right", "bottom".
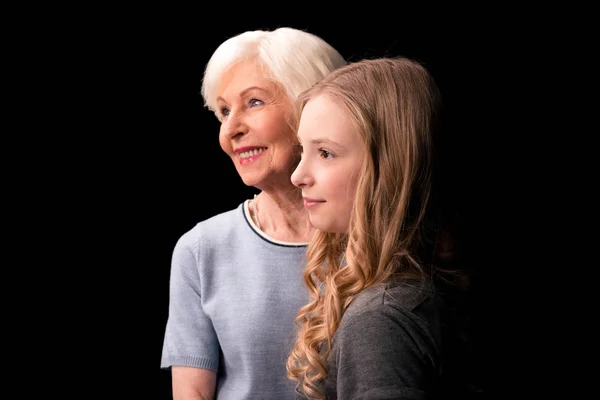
{"left": 201, "top": 27, "right": 346, "bottom": 116}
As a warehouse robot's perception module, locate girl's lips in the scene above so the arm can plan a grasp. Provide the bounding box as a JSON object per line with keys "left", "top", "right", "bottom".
{"left": 303, "top": 198, "right": 325, "bottom": 208}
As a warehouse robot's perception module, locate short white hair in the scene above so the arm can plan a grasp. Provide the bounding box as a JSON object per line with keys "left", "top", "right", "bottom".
{"left": 201, "top": 27, "right": 346, "bottom": 116}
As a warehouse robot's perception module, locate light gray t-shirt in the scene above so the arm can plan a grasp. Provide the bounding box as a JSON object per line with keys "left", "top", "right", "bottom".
{"left": 161, "top": 201, "right": 309, "bottom": 399}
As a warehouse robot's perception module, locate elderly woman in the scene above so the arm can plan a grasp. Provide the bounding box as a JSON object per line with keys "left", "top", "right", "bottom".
{"left": 160, "top": 27, "right": 346, "bottom": 399}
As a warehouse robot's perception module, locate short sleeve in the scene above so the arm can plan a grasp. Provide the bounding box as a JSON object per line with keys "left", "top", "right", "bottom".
{"left": 160, "top": 233, "right": 220, "bottom": 371}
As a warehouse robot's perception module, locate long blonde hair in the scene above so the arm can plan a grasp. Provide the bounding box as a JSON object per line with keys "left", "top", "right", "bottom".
{"left": 286, "top": 57, "right": 459, "bottom": 399}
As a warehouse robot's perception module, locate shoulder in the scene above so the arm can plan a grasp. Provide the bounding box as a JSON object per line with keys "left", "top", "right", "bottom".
{"left": 172, "top": 202, "right": 247, "bottom": 257}
{"left": 339, "top": 282, "right": 445, "bottom": 342}
{"left": 345, "top": 281, "right": 441, "bottom": 316}
{"left": 194, "top": 202, "right": 246, "bottom": 234}
{"left": 178, "top": 202, "right": 245, "bottom": 244}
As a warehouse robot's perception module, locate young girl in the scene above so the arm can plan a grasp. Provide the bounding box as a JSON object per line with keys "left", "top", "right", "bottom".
{"left": 287, "top": 57, "right": 470, "bottom": 399}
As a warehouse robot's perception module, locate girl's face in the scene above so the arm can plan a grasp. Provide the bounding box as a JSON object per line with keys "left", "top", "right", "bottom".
{"left": 292, "top": 94, "right": 364, "bottom": 233}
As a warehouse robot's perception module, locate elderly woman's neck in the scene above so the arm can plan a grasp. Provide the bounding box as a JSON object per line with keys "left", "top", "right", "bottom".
{"left": 254, "top": 188, "right": 313, "bottom": 243}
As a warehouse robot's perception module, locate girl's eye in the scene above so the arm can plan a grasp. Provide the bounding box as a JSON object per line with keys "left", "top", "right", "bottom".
{"left": 320, "top": 150, "right": 332, "bottom": 159}
{"left": 249, "top": 98, "right": 264, "bottom": 107}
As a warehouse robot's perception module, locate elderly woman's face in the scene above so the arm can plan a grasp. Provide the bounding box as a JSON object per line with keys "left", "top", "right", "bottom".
{"left": 216, "top": 62, "right": 298, "bottom": 188}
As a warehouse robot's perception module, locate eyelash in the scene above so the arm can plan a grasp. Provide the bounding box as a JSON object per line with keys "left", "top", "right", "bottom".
{"left": 296, "top": 146, "right": 333, "bottom": 159}
{"left": 319, "top": 149, "right": 333, "bottom": 159}
{"left": 220, "top": 98, "right": 264, "bottom": 117}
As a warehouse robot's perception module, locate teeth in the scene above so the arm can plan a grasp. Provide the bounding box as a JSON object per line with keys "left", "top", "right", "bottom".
{"left": 240, "top": 147, "right": 267, "bottom": 158}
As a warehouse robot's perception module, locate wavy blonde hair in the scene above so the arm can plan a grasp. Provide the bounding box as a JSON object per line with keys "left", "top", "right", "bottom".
{"left": 286, "top": 57, "right": 460, "bottom": 398}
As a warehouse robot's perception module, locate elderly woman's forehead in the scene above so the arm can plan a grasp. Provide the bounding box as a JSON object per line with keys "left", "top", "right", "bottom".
{"left": 221, "top": 62, "right": 270, "bottom": 83}
{"left": 218, "top": 63, "right": 284, "bottom": 98}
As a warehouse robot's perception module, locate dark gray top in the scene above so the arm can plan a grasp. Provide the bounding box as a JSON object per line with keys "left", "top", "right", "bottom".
{"left": 295, "top": 281, "right": 446, "bottom": 400}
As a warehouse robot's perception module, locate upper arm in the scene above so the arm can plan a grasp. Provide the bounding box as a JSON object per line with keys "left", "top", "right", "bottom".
{"left": 161, "top": 234, "right": 220, "bottom": 371}
{"left": 333, "top": 307, "right": 440, "bottom": 399}
{"left": 172, "top": 366, "right": 217, "bottom": 400}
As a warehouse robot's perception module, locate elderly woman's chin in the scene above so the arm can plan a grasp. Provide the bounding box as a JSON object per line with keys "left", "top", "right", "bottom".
{"left": 234, "top": 167, "right": 264, "bottom": 187}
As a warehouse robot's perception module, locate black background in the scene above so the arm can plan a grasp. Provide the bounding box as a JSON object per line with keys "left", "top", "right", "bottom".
{"left": 7, "top": 3, "right": 580, "bottom": 396}
{"left": 77, "top": 13, "right": 532, "bottom": 399}
{"left": 148, "top": 21, "right": 502, "bottom": 399}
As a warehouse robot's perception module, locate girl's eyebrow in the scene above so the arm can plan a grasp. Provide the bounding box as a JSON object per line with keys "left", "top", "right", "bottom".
{"left": 296, "top": 136, "right": 345, "bottom": 148}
